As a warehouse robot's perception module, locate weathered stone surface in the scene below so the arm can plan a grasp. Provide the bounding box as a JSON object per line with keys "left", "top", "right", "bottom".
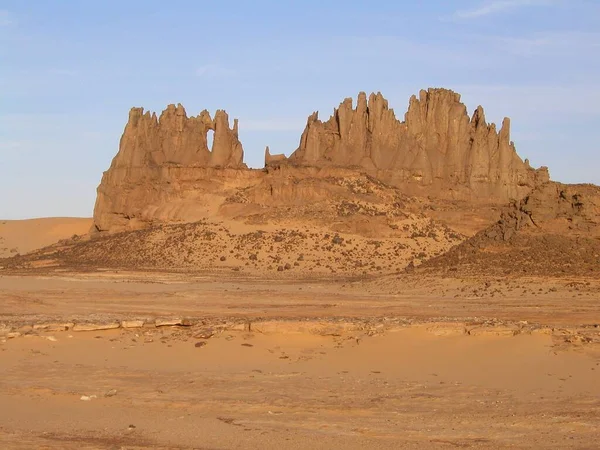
{"left": 421, "top": 181, "right": 600, "bottom": 277}
{"left": 93, "top": 104, "right": 247, "bottom": 233}
{"left": 110, "top": 105, "right": 244, "bottom": 169}
{"left": 482, "top": 182, "right": 600, "bottom": 241}
{"left": 286, "top": 89, "right": 549, "bottom": 201}
{"left": 264, "top": 146, "right": 288, "bottom": 167}
{"left": 194, "top": 328, "right": 215, "bottom": 339}
{"left": 104, "top": 389, "right": 118, "bottom": 397}
{"left": 468, "top": 326, "right": 519, "bottom": 337}
{"left": 92, "top": 88, "right": 551, "bottom": 234}
{"left": 425, "top": 322, "right": 467, "bottom": 336}
{"left": 72, "top": 322, "right": 121, "bottom": 332}
{"left": 33, "top": 322, "right": 74, "bottom": 331}
{"left": 121, "top": 320, "right": 146, "bottom": 329}
{"left": 155, "top": 318, "right": 192, "bottom": 327}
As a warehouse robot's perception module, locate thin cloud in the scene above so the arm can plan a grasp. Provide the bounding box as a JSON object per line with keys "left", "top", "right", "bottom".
{"left": 493, "top": 31, "right": 600, "bottom": 56}
{"left": 0, "top": 10, "right": 14, "bottom": 26}
{"left": 0, "top": 140, "right": 29, "bottom": 151}
{"left": 450, "top": 0, "right": 556, "bottom": 20}
{"left": 195, "top": 64, "right": 235, "bottom": 78}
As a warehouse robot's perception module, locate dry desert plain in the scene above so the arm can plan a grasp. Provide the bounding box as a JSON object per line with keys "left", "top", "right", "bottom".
{"left": 0, "top": 218, "right": 599, "bottom": 449}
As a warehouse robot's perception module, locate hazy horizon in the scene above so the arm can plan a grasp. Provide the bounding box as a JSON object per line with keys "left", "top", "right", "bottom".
{"left": 2, "top": 0, "right": 599, "bottom": 219}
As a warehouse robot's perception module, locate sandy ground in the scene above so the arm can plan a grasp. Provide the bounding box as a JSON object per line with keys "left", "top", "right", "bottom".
{"left": 0, "top": 217, "right": 92, "bottom": 258}
{"left": 1, "top": 272, "right": 599, "bottom": 449}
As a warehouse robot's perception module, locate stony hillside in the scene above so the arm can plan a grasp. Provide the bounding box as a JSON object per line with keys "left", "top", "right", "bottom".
{"left": 3, "top": 172, "right": 468, "bottom": 276}
{"left": 420, "top": 182, "right": 600, "bottom": 277}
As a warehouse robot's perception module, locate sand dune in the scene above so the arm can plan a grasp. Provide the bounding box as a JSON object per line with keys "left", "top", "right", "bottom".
{"left": 0, "top": 217, "right": 92, "bottom": 258}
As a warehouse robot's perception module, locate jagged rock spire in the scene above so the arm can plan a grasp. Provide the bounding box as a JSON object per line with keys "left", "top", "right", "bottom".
{"left": 111, "top": 105, "right": 245, "bottom": 169}
{"left": 287, "top": 88, "right": 549, "bottom": 200}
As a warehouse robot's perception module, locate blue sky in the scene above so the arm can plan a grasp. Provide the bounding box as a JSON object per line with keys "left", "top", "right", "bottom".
{"left": 1, "top": 0, "right": 599, "bottom": 219}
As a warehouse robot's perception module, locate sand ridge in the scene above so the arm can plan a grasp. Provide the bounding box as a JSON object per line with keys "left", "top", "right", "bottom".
{"left": 0, "top": 217, "right": 91, "bottom": 258}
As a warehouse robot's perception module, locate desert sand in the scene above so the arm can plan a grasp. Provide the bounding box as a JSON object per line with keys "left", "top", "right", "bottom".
{"left": 0, "top": 217, "right": 91, "bottom": 258}
{"left": 0, "top": 273, "right": 599, "bottom": 449}
{"left": 1, "top": 88, "right": 599, "bottom": 449}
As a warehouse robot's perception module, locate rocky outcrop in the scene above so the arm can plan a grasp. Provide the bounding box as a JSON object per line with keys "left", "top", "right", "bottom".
{"left": 111, "top": 104, "right": 245, "bottom": 169}
{"left": 92, "top": 88, "right": 553, "bottom": 233}
{"left": 92, "top": 104, "right": 248, "bottom": 232}
{"left": 420, "top": 181, "right": 600, "bottom": 277}
{"left": 264, "top": 146, "right": 287, "bottom": 167}
{"left": 285, "top": 89, "right": 549, "bottom": 201}
{"left": 483, "top": 182, "right": 600, "bottom": 241}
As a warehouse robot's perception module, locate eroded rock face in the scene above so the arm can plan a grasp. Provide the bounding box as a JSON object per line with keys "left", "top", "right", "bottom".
{"left": 112, "top": 104, "right": 244, "bottom": 169}
{"left": 264, "top": 146, "right": 288, "bottom": 167}
{"left": 286, "top": 89, "right": 549, "bottom": 201}
{"left": 485, "top": 182, "right": 600, "bottom": 241}
{"left": 93, "top": 104, "right": 247, "bottom": 232}
{"left": 420, "top": 181, "right": 600, "bottom": 277}
{"left": 93, "top": 89, "right": 552, "bottom": 234}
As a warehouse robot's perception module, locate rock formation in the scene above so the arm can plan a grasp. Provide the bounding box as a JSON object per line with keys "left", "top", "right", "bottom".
{"left": 264, "top": 146, "right": 287, "bottom": 167}
{"left": 92, "top": 104, "right": 248, "bottom": 232}
{"left": 420, "top": 181, "right": 600, "bottom": 277}
{"left": 112, "top": 104, "right": 245, "bottom": 169}
{"left": 93, "top": 88, "right": 553, "bottom": 233}
{"left": 484, "top": 182, "right": 600, "bottom": 241}
{"left": 284, "top": 89, "right": 549, "bottom": 201}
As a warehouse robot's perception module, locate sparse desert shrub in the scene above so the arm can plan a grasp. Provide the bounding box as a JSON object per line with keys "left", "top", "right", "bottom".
{"left": 332, "top": 235, "right": 344, "bottom": 245}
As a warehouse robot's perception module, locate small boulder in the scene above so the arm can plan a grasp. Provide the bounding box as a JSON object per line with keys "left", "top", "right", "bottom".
{"left": 73, "top": 322, "right": 120, "bottom": 332}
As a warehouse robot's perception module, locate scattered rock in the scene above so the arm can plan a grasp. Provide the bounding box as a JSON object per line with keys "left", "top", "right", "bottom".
{"left": 73, "top": 322, "right": 121, "bottom": 332}
{"left": 194, "top": 328, "right": 215, "bottom": 339}
{"left": 121, "top": 320, "right": 145, "bottom": 329}
{"left": 468, "top": 326, "right": 519, "bottom": 337}
{"left": 17, "top": 325, "right": 33, "bottom": 333}
{"left": 155, "top": 318, "right": 193, "bottom": 327}
{"left": 104, "top": 389, "right": 118, "bottom": 397}
{"left": 33, "top": 323, "right": 74, "bottom": 332}
{"left": 425, "top": 322, "right": 466, "bottom": 336}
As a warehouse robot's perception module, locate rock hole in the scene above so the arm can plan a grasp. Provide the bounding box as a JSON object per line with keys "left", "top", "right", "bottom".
{"left": 207, "top": 129, "right": 214, "bottom": 151}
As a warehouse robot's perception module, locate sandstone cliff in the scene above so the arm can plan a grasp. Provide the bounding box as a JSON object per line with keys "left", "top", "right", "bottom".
{"left": 94, "top": 88, "right": 552, "bottom": 234}
{"left": 112, "top": 104, "right": 245, "bottom": 169}
{"left": 282, "top": 89, "right": 549, "bottom": 201}
{"left": 93, "top": 104, "right": 247, "bottom": 232}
